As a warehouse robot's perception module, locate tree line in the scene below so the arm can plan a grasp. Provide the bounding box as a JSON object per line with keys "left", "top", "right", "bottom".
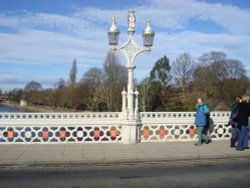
{"left": 6, "top": 51, "right": 250, "bottom": 112}
{"left": 139, "top": 51, "right": 249, "bottom": 111}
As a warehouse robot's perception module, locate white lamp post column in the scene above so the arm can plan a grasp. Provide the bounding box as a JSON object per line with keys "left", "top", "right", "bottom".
{"left": 134, "top": 88, "right": 139, "bottom": 118}
{"left": 121, "top": 88, "right": 127, "bottom": 119}
{"left": 107, "top": 10, "right": 154, "bottom": 143}
{"left": 127, "top": 64, "right": 135, "bottom": 120}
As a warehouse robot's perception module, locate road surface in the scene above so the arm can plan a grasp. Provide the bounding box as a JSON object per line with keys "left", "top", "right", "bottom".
{"left": 0, "top": 158, "right": 249, "bottom": 188}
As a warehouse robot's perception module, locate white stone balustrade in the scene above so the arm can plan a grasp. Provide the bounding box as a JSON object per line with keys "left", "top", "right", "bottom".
{"left": 0, "top": 111, "right": 231, "bottom": 144}
{"left": 0, "top": 112, "right": 120, "bottom": 120}
{"left": 139, "top": 111, "right": 231, "bottom": 142}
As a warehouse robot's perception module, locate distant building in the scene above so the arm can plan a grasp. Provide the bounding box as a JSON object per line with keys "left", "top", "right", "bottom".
{"left": 0, "top": 96, "right": 8, "bottom": 103}
{"left": 20, "top": 100, "right": 27, "bottom": 106}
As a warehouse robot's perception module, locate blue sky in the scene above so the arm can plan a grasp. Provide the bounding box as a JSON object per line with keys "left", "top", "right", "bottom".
{"left": 0, "top": 0, "right": 250, "bottom": 91}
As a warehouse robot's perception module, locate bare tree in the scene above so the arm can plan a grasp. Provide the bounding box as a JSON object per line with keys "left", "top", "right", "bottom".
{"left": 24, "top": 80, "right": 42, "bottom": 92}
{"left": 194, "top": 51, "right": 248, "bottom": 108}
{"left": 80, "top": 67, "right": 105, "bottom": 89}
{"left": 172, "top": 53, "right": 195, "bottom": 100}
{"left": 103, "top": 51, "right": 127, "bottom": 111}
{"left": 199, "top": 51, "right": 226, "bottom": 65}
{"left": 80, "top": 67, "right": 105, "bottom": 111}
{"left": 224, "top": 59, "right": 246, "bottom": 79}
{"left": 194, "top": 51, "right": 227, "bottom": 98}
{"left": 138, "top": 78, "right": 150, "bottom": 112}
{"left": 54, "top": 78, "right": 66, "bottom": 89}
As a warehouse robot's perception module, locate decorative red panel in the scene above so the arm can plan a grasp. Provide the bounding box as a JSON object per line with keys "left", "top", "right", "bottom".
{"left": 159, "top": 129, "right": 165, "bottom": 137}
{"left": 110, "top": 129, "right": 116, "bottom": 138}
{"left": 42, "top": 130, "right": 49, "bottom": 139}
{"left": 8, "top": 130, "right": 14, "bottom": 139}
{"left": 189, "top": 128, "right": 195, "bottom": 137}
{"left": 94, "top": 130, "right": 100, "bottom": 138}
{"left": 143, "top": 129, "right": 150, "bottom": 137}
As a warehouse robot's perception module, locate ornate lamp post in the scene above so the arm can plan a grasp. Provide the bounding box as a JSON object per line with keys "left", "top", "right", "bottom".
{"left": 107, "top": 10, "right": 154, "bottom": 121}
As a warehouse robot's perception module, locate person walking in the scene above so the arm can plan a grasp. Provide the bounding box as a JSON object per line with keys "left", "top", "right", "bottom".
{"left": 229, "top": 97, "right": 241, "bottom": 147}
{"left": 236, "top": 95, "right": 250, "bottom": 151}
{"left": 194, "top": 98, "right": 211, "bottom": 146}
{"left": 202, "top": 104, "right": 212, "bottom": 144}
{"left": 248, "top": 95, "right": 250, "bottom": 141}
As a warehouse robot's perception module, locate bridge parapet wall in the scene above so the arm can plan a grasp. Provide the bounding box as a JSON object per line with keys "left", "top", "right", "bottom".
{"left": 0, "top": 112, "right": 231, "bottom": 144}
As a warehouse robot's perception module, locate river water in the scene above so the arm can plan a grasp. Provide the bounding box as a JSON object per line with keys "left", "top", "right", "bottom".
{"left": 0, "top": 104, "right": 23, "bottom": 112}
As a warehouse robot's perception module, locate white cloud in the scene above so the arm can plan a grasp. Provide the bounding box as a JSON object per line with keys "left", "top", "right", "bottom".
{"left": 0, "top": 74, "right": 27, "bottom": 84}
{"left": 74, "top": 0, "right": 250, "bottom": 34}
{"left": 0, "top": 28, "right": 108, "bottom": 67}
{"left": 0, "top": 0, "right": 250, "bottom": 90}
{"left": 0, "top": 11, "right": 104, "bottom": 39}
{"left": 133, "top": 30, "right": 250, "bottom": 80}
{"left": 147, "top": 0, "right": 250, "bottom": 34}
{"left": 0, "top": 73, "right": 65, "bottom": 90}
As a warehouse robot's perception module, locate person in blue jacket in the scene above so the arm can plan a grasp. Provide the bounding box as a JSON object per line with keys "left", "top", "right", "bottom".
{"left": 194, "top": 98, "right": 211, "bottom": 146}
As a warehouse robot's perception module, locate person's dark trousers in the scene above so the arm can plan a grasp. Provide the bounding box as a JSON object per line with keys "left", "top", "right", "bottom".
{"left": 236, "top": 126, "right": 249, "bottom": 150}
{"left": 243, "top": 127, "right": 249, "bottom": 148}
{"left": 202, "top": 114, "right": 210, "bottom": 136}
{"left": 230, "top": 127, "right": 239, "bottom": 147}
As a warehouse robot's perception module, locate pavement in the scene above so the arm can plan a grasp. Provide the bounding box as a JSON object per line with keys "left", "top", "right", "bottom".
{"left": 0, "top": 140, "right": 250, "bottom": 167}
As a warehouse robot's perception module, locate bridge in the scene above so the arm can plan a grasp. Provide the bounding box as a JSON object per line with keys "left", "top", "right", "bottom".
{"left": 0, "top": 111, "right": 231, "bottom": 144}
{"left": 0, "top": 11, "right": 233, "bottom": 145}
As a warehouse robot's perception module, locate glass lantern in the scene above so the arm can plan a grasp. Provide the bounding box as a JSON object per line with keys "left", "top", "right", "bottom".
{"left": 107, "top": 17, "right": 120, "bottom": 46}
{"left": 142, "top": 19, "right": 155, "bottom": 47}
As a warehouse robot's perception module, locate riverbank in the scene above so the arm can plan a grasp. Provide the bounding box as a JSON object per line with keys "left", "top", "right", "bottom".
{"left": 2, "top": 102, "right": 74, "bottom": 113}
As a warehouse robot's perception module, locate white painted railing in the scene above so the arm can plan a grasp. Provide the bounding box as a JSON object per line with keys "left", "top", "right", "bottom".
{"left": 0, "top": 111, "right": 231, "bottom": 144}
{"left": 139, "top": 111, "right": 231, "bottom": 142}
{"left": 0, "top": 125, "right": 122, "bottom": 144}
{"left": 0, "top": 112, "right": 120, "bottom": 120}
{"left": 0, "top": 112, "right": 122, "bottom": 144}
